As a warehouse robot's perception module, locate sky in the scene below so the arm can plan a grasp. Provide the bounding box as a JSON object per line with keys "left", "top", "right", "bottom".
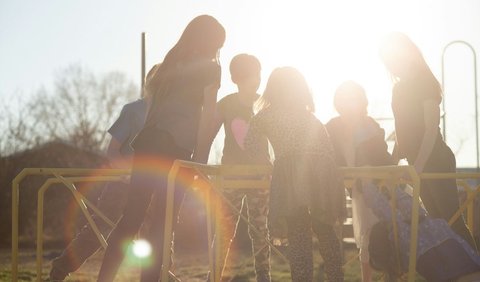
{"left": 1, "top": 0, "right": 480, "bottom": 167}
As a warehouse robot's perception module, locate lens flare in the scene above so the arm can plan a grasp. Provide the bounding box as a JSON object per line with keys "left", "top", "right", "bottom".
{"left": 132, "top": 239, "right": 152, "bottom": 258}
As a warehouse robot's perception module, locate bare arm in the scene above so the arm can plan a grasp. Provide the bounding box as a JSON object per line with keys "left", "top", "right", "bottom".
{"left": 192, "top": 83, "right": 220, "bottom": 163}
{"left": 205, "top": 105, "right": 224, "bottom": 154}
{"left": 106, "top": 137, "right": 132, "bottom": 169}
{"left": 414, "top": 100, "right": 441, "bottom": 173}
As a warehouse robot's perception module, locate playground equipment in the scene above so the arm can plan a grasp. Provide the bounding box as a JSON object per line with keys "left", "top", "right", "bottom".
{"left": 441, "top": 40, "right": 479, "bottom": 171}
{"left": 11, "top": 164, "right": 480, "bottom": 281}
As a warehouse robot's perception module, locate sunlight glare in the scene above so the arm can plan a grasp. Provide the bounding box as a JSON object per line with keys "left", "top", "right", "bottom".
{"left": 250, "top": 0, "right": 418, "bottom": 120}
{"left": 132, "top": 239, "right": 152, "bottom": 258}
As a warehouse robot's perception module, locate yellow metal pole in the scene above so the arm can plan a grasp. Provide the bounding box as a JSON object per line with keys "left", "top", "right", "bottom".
{"left": 467, "top": 189, "right": 475, "bottom": 231}
{"left": 36, "top": 179, "right": 57, "bottom": 281}
{"left": 407, "top": 166, "right": 421, "bottom": 282}
{"left": 12, "top": 169, "right": 28, "bottom": 282}
{"left": 35, "top": 180, "right": 76, "bottom": 281}
{"left": 205, "top": 187, "right": 215, "bottom": 282}
{"left": 214, "top": 177, "right": 222, "bottom": 282}
{"left": 54, "top": 174, "right": 108, "bottom": 249}
{"left": 35, "top": 176, "right": 125, "bottom": 281}
{"left": 389, "top": 183, "right": 402, "bottom": 274}
{"left": 12, "top": 168, "right": 130, "bottom": 282}
{"left": 448, "top": 181, "right": 479, "bottom": 227}
{"left": 161, "top": 160, "right": 181, "bottom": 282}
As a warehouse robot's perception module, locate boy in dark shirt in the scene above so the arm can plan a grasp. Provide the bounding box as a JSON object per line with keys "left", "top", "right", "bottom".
{"left": 208, "top": 54, "right": 271, "bottom": 281}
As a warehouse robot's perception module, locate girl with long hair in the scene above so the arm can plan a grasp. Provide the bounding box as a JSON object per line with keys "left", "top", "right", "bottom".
{"left": 97, "top": 15, "right": 225, "bottom": 282}
{"left": 379, "top": 32, "right": 477, "bottom": 251}
{"left": 245, "top": 67, "right": 346, "bottom": 281}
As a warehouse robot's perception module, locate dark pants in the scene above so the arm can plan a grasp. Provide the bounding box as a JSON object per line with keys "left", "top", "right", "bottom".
{"left": 417, "top": 239, "right": 480, "bottom": 281}
{"left": 50, "top": 181, "right": 128, "bottom": 279}
{"left": 97, "top": 129, "right": 192, "bottom": 282}
{"left": 287, "top": 208, "right": 344, "bottom": 282}
{"left": 410, "top": 144, "right": 478, "bottom": 251}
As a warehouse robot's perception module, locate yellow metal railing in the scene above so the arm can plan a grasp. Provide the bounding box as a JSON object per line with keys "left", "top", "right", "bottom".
{"left": 161, "top": 161, "right": 275, "bottom": 282}
{"left": 11, "top": 165, "right": 480, "bottom": 282}
{"left": 329, "top": 165, "right": 421, "bottom": 282}
{"left": 421, "top": 173, "right": 480, "bottom": 231}
{"left": 163, "top": 162, "right": 479, "bottom": 282}
{"left": 11, "top": 168, "right": 129, "bottom": 282}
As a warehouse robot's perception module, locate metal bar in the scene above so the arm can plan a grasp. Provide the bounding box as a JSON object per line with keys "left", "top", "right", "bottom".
{"left": 389, "top": 184, "right": 402, "bottom": 274}
{"left": 441, "top": 40, "right": 478, "bottom": 170}
{"left": 141, "top": 32, "right": 146, "bottom": 97}
{"left": 11, "top": 169, "right": 28, "bottom": 282}
{"left": 13, "top": 164, "right": 480, "bottom": 281}
{"left": 161, "top": 160, "right": 181, "bottom": 281}
{"left": 407, "top": 166, "right": 421, "bottom": 282}
{"left": 11, "top": 168, "right": 128, "bottom": 282}
{"left": 35, "top": 176, "right": 126, "bottom": 280}
{"left": 54, "top": 174, "right": 108, "bottom": 248}
{"left": 205, "top": 187, "right": 215, "bottom": 282}
{"left": 35, "top": 179, "right": 51, "bottom": 282}
{"left": 467, "top": 189, "right": 475, "bottom": 231}
{"left": 214, "top": 177, "right": 222, "bottom": 282}
{"left": 422, "top": 172, "right": 480, "bottom": 179}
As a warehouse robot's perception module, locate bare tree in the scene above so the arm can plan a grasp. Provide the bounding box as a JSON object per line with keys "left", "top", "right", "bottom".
{"left": 0, "top": 64, "right": 138, "bottom": 156}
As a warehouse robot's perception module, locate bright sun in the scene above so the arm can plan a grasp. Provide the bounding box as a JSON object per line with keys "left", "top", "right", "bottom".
{"left": 238, "top": 0, "right": 419, "bottom": 121}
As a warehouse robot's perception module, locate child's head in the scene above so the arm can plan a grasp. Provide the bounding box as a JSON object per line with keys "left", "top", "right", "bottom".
{"left": 333, "top": 80, "right": 368, "bottom": 119}
{"left": 229, "top": 54, "right": 261, "bottom": 93}
{"left": 161, "top": 15, "right": 225, "bottom": 70}
{"left": 258, "top": 66, "right": 314, "bottom": 112}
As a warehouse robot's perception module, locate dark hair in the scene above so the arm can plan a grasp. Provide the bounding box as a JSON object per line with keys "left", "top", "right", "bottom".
{"left": 333, "top": 80, "right": 368, "bottom": 115}
{"left": 379, "top": 32, "right": 441, "bottom": 99}
{"left": 257, "top": 66, "right": 314, "bottom": 112}
{"left": 369, "top": 221, "right": 402, "bottom": 279}
{"left": 143, "top": 64, "right": 160, "bottom": 97}
{"left": 145, "top": 15, "right": 225, "bottom": 100}
{"left": 229, "top": 54, "right": 261, "bottom": 83}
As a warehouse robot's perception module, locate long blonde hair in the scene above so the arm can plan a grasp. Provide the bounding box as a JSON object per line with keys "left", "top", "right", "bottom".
{"left": 257, "top": 67, "right": 315, "bottom": 113}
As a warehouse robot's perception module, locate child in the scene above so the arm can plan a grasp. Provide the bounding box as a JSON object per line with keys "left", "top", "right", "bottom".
{"left": 97, "top": 15, "right": 225, "bottom": 282}
{"left": 49, "top": 67, "right": 155, "bottom": 281}
{"left": 363, "top": 184, "right": 480, "bottom": 281}
{"left": 244, "top": 67, "right": 346, "bottom": 282}
{"left": 379, "top": 32, "right": 477, "bottom": 250}
{"left": 208, "top": 54, "right": 271, "bottom": 281}
{"left": 326, "top": 80, "right": 393, "bottom": 282}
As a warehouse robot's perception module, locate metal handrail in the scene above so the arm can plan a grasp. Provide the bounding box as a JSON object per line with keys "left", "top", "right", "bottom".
{"left": 11, "top": 168, "right": 130, "bottom": 282}
{"left": 11, "top": 166, "right": 480, "bottom": 282}
{"left": 441, "top": 40, "right": 478, "bottom": 170}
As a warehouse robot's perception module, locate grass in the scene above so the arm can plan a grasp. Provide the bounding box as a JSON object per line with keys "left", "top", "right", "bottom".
{"left": 0, "top": 245, "right": 427, "bottom": 281}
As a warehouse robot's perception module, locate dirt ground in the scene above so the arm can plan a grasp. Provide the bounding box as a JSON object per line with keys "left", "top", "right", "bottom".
{"left": 1, "top": 246, "right": 426, "bottom": 281}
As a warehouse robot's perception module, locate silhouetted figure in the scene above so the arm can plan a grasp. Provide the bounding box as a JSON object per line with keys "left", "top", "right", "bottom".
{"left": 49, "top": 64, "right": 159, "bottom": 280}
{"left": 326, "top": 80, "right": 394, "bottom": 282}
{"left": 96, "top": 15, "right": 225, "bottom": 282}
{"left": 364, "top": 184, "right": 480, "bottom": 281}
{"left": 207, "top": 54, "right": 271, "bottom": 281}
{"left": 379, "top": 32, "right": 477, "bottom": 251}
{"left": 245, "top": 67, "right": 345, "bottom": 282}
{"left": 49, "top": 94, "right": 150, "bottom": 281}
